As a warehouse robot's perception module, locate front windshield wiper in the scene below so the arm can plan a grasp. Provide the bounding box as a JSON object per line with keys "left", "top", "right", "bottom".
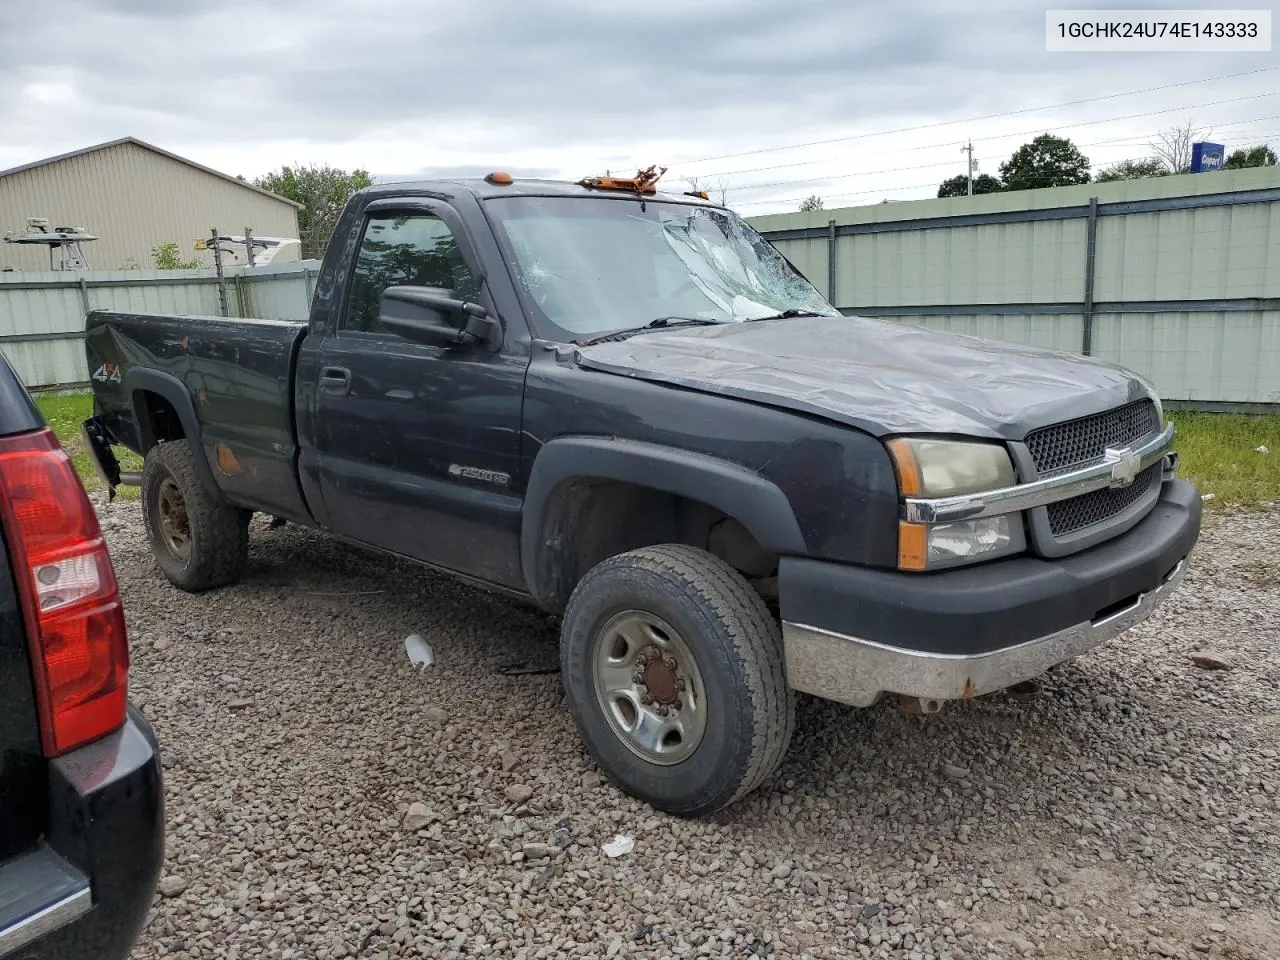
{"left": 578, "top": 317, "right": 724, "bottom": 346}
{"left": 643, "top": 316, "right": 725, "bottom": 329}
{"left": 744, "top": 309, "right": 830, "bottom": 322}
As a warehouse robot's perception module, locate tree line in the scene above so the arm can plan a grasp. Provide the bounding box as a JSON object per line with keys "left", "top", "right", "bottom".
{"left": 933, "top": 124, "right": 1275, "bottom": 199}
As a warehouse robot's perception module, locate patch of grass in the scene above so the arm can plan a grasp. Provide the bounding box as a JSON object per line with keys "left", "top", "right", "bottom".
{"left": 31, "top": 392, "right": 1279, "bottom": 510}
{"left": 33, "top": 391, "right": 142, "bottom": 498}
{"left": 1169, "top": 412, "right": 1279, "bottom": 509}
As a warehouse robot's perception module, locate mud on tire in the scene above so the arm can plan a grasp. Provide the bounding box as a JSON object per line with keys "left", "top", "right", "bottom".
{"left": 141, "top": 440, "right": 249, "bottom": 592}
{"left": 560, "top": 544, "right": 794, "bottom": 817}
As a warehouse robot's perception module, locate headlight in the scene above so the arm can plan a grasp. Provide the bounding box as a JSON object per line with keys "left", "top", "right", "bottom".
{"left": 886, "top": 438, "right": 1025, "bottom": 571}
{"left": 886, "top": 438, "right": 1016, "bottom": 497}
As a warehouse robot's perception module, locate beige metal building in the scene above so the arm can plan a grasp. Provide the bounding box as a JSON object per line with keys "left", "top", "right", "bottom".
{"left": 0, "top": 137, "right": 300, "bottom": 272}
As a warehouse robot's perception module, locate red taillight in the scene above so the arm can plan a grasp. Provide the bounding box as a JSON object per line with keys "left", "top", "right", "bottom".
{"left": 0, "top": 428, "right": 128, "bottom": 756}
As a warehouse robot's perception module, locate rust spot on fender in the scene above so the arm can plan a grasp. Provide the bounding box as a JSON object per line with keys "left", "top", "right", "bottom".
{"left": 962, "top": 677, "right": 976, "bottom": 699}
{"left": 181, "top": 336, "right": 189, "bottom": 349}
{"left": 216, "top": 444, "right": 242, "bottom": 476}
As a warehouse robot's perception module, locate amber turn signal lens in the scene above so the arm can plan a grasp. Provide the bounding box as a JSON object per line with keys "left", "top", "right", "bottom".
{"left": 885, "top": 438, "right": 923, "bottom": 497}
{"left": 897, "top": 521, "right": 928, "bottom": 572}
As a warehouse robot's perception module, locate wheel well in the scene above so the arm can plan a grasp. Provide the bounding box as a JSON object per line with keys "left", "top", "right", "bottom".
{"left": 533, "top": 478, "right": 779, "bottom": 615}
{"left": 135, "top": 390, "right": 185, "bottom": 448}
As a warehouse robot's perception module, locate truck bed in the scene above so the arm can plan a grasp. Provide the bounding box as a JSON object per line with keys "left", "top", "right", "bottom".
{"left": 85, "top": 310, "right": 312, "bottom": 523}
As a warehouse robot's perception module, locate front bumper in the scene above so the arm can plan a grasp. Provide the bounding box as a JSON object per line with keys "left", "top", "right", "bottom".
{"left": 779, "top": 478, "right": 1201, "bottom": 708}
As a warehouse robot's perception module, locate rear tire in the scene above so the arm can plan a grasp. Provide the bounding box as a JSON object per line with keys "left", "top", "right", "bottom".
{"left": 141, "top": 440, "right": 249, "bottom": 591}
{"left": 560, "top": 544, "right": 794, "bottom": 816}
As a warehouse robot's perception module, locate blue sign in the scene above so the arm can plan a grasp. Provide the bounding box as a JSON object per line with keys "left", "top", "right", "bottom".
{"left": 1191, "top": 142, "right": 1226, "bottom": 173}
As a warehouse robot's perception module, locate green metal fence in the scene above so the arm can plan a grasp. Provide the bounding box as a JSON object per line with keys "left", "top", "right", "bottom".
{"left": 750, "top": 166, "right": 1280, "bottom": 410}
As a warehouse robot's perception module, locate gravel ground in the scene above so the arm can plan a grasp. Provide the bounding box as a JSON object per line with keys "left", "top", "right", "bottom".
{"left": 98, "top": 499, "right": 1280, "bottom": 960}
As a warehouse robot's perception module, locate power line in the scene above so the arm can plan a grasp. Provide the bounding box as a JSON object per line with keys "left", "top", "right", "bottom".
{"left": 733, "top": 136, "right": 1280, "bottom": 209}
{"left": 734, "top": 180, "right": 946, "bottom": 208}
{"left": 672, "top": 64, "right": 1280, "bottom": 169}
{"left": 720, "top": 109, "right": 1280, "bottom": 196}
{"left": 1085, "top": 119, "right": 1280, "bottom": 148}
{"left": 688, "top": 93, "right": 1278, "bottom": 183}
{"left": 732, "top": 143, "right": 1276, "bottom": 210}
{"left": 697, "top": 115, "right": 1280, "bottom": 185}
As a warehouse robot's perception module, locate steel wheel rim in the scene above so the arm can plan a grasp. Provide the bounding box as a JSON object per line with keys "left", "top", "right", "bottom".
{"left": 155, "top": 477, "right": 192, "bottom": 560}
{"left": 591, "top": 610, "right": 708, "bottom": 766}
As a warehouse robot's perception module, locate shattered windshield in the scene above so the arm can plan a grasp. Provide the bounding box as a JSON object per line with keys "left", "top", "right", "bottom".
{"left": 484, "top": 196, "right": 840, "bottom": 339}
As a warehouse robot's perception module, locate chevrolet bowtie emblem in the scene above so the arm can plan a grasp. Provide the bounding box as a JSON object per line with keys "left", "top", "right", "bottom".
{"left": 1106, "top": 447, "right": 1141, "bottom": 488}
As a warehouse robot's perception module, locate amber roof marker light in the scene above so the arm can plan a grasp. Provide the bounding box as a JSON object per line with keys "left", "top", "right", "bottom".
{"left": 485, "top": 172, "right": 514, "bottom": 185}
{"left": 577, "top": 164, "right": 667, "bottom": 194}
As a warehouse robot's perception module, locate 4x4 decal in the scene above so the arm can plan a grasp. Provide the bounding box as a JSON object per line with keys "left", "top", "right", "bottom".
{"left": 92, "top": 363, "right": 122, "bottom": 383}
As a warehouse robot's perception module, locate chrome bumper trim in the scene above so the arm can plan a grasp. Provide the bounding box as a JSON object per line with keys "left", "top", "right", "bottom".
{"left": 0, "top": 887, "right": 91, "bottom": 956}
{"left": 903, "top": 423, "right": 1175, "bottom": 524}
{"left": 782, "top": 559, "right": 1186, "bottom": 708}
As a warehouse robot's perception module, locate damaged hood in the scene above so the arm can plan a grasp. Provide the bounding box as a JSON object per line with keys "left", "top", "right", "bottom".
{"left": 574, "top": 315, "right": 1155, "bottom": 439}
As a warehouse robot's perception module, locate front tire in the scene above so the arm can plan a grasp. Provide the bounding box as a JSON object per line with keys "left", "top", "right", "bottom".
{"left": 560, "top": 545, "right": 794, "bottom": 816}
{"left": 141, "top": 440, "right": 249, "bottom": 591}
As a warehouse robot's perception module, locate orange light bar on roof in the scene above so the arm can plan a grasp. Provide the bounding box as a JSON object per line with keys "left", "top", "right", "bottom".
{"left": 578, "top": 164, "right": 667, "bottom": 194}
{"left": 485, "top": 172, "right": 514, "bottom": 185}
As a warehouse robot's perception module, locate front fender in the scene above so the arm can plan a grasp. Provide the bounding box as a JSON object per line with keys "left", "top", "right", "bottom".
{"left": 520, "top": 436, "right": 807, "bottom": 604}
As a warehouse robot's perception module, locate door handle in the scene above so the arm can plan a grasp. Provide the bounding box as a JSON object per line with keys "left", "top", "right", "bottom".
{"left": 319, "top": 366, "right": 351, "bottom": 395}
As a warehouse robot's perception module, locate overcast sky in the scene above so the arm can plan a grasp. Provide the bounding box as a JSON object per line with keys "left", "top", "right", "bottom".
{"left": 2, "top": 0, "right": 1276, "bottom": 215}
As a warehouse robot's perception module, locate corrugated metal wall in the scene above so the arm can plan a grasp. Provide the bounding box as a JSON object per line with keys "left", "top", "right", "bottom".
{"left": 236, "top": 261, "right": 318, "bottom": 321}
{"left": 750, "top": 166, "right": 1280, "bottom": 408}
{"left": 0, "top": 261, "right": 318, "bottom": 389}
{"left": 0, "top": 140, "right": 300, "bottom": 272}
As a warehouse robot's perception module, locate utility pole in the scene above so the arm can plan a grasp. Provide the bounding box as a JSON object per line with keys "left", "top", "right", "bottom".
{"left": 210, "top": 227, "right": 229, "bottom": 317}
{"left": 962, "top": 141, "right": 975, "bottom": 196}
{"left": 244, "top": 226, "right": 256, "bottom": 267}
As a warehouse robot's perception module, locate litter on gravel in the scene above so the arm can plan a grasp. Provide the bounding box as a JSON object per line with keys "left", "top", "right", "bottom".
{"left": 600, "top": 835, "right": 636, "bottom": 858}
{"left": 404, "top": 633, "right": 435, "bottom": 668}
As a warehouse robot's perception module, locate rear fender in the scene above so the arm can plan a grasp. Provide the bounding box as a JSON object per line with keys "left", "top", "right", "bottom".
{"left": 122, "top": 368, "right": 223, "bottom": 500}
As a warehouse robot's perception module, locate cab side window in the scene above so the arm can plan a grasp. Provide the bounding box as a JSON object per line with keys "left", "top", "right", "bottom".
{"left": 343, "top": 214, "right": 479, "bottom": 334}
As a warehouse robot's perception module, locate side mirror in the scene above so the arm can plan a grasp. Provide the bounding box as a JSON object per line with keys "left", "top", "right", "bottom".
{"left": 379, "top": 286, "right": 499, "bottom": 349}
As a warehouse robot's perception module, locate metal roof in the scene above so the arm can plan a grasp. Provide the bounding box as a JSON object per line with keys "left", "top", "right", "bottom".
{"left": 0, "top": 137, "right": 303, "bottom": 209}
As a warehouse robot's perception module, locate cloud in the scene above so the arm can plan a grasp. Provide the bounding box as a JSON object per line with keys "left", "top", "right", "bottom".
{"left": 1, "top": 0, "right": 1275, "bottom": 213}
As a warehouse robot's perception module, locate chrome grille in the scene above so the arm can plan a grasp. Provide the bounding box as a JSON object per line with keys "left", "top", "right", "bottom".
{"left": 1026, "top": 399, "right": 1159, "bottom": 475}
{"left": 1046, "top": 463, "right": 1159, "bottom": 536}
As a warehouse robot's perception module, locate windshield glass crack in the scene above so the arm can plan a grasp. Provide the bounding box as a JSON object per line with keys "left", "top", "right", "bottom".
{"left": 488, "top": 197, "right": 840, "bottom": 340}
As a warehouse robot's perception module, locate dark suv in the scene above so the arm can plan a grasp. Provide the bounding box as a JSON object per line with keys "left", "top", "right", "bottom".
{"left": 0, "top": 355, "right": 162, "bottom": 959}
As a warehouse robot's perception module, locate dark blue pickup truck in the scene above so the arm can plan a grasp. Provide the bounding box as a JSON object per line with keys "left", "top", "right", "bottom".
{"left": 81, "top": 172, "right": 1200, "bottom": 815}
{"left": 0, "top": 354, "right": 162, "bottom": 958}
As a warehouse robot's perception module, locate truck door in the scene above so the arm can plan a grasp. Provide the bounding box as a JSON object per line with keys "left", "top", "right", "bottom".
{"left": 302, "top": 204, "right": 527, "bottom": 587}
